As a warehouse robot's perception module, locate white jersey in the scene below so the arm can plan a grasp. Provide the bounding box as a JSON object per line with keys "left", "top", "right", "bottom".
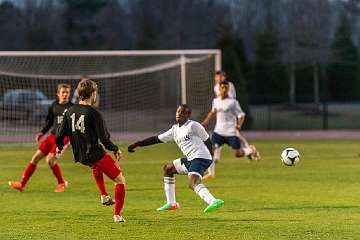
{"left": 212, "top": 97, "right": 245, "bottom": 136}
{"left": 214, "top": 81, "right": 236, "bottom": 98}
{"left": 158, "top": 120, "right": 212, "bottom": 161}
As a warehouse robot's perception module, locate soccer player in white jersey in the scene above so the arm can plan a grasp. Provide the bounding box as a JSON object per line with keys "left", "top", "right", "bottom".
{"left": 213, "top": 70, "right": 251, "bottom": 153}
{"left": 128, "top": 104, "right": 224, "bottom": 213}
{"left": 202, "top": 81, "right": 259, "bottom": 180}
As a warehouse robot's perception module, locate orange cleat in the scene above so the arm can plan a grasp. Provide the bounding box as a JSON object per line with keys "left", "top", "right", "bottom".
{"left": 8, "top": 181, "right": 24, "bottom": 192}
{"left": 203, "top": 174, "right": 215, "bottom": 181}
{"left": 156, "top": 202, "right": 180, "bottom": 211}
{"left": 54, "top": 180, "right": 68, "bottom": 193}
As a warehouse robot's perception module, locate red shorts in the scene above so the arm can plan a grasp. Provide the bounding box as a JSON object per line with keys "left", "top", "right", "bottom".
{"left": 90, "top": 154, "right": 122, "bottom": 180}
{"left": 38, "top": 134, "right": 70, "bottom": 155}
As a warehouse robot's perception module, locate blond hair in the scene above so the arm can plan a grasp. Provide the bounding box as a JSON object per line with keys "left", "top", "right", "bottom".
{"left": 77, "top": 79, "right": 97, "bottom": 100}
{"left": 57, "top": 83, "right": 71, "bottom": 93}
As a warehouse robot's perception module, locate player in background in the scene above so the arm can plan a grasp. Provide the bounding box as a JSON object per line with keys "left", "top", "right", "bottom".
{"left": 55, "top": 79, "right": 126, "bottom": 223}
{"left": 214, "top": 70, "right": 236, "bottom": 99}
{"left": 202, "top": 81, "right": 260, "bottom": 180}
{"left": 9, "top": 84, "right": 73, "bottom": 192}
{"left": 128, "top": 104, "right": 224, "bottom": 213}
{"left": 213, "top": 70, "right": 257, "bottom": 155}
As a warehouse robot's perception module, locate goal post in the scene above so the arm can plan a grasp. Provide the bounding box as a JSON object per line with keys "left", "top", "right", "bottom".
{"left": 0, "top": 49, "right": 221, "bottom": 143}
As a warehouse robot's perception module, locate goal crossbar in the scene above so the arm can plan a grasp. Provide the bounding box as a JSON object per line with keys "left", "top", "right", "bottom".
{"left": 0, "top": 49, "right": 221, "bottom": 57}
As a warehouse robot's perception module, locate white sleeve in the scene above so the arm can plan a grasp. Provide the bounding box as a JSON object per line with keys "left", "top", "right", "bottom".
{"left": 192, "top": 122, "right": 209, "bottom": 141}
{"left": 229, "top": 82, "right": 236, "bottom": 98}
{"left": 214, "top": 84, "right": 220, "bottom": 97}
{"left": 158, "top": 127, "right": 174, "bottom": 143}
{"left": 234, "top": 100, "right": 245, "bottom": 118}
{"left": 211, "top": 99, "right": 216, "bottom": 113}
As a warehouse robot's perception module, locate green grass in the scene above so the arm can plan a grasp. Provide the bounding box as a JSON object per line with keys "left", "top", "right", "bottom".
{"left": 1, "top": 140, "right": 360, "bottom": 239}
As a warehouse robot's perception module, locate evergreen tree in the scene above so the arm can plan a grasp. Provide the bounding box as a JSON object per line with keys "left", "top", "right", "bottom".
{"left": 252, "top": 29, "right": 287, "bottom": 103}
{"left": 0, "top": 1, "right": 26, "bottom": 50}
{"left": 216, "top": 23, "right": 252, "bottom": 128}
{"left": 63, "top": 0, "right": 107, "bottom": 50}
{"left": 327, "top": 12, "right": 359, "bottom": 101}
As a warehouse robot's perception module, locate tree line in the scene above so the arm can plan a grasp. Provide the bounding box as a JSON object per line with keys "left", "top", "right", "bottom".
{"left": 0, "top": 0, "right": 359, "bottom": 103}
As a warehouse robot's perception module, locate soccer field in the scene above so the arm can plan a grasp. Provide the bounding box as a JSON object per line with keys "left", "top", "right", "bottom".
{"left": 1, "top": 140, "right": 360, "bottom": 240}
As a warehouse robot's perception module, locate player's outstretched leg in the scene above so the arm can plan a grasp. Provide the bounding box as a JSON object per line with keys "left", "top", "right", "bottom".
{"left": 9, "top": 150, "right": 44, "bottom": 191}
{"left": 46, "top": 154, "right": 68, "bottom": 192}
{"left": 188, "top": 171, "right": 224, "bottom": 213}
{"left": 157, "top": 163, "right": 180, "bottom": 211}
{"left": 92, "top": 167, "right": 114, "bottom": 206}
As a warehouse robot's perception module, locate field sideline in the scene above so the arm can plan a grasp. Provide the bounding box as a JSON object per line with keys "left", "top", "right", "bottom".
{"left": 1, "top": 139, "right": 360, "bottom": 239}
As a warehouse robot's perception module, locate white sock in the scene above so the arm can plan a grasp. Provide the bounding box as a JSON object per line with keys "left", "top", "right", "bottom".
{"left": 242, "top": 146, "right": 253, "bottom": 156}
{"left": 194, "top": 184, "right": 216, "bottom": 204}
{"left": 164, "top": 177, "right": 176, "bottom": 204}
{"left": 207, "top": 161, "right": 216, "bottom": 176}
{"left": 213, "top": 146, "right": 221, "bottom": 162}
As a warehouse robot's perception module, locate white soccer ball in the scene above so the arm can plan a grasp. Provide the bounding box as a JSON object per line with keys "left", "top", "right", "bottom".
{"left": 281, "top": 148, "right": 300, "bottom": 166}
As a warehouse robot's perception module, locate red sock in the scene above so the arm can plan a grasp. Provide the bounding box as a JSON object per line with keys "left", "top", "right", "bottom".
{"left": 114, "top": 184, "right": 125, "bottom": 215}
{"left": 92, "top": 168, "right": 108, "bottom": 196}
{"left": 21, "top": 162, "right": 37, "bottom": 187}
{"left": 51, "top": 163, "right": 65, "bottom": 184}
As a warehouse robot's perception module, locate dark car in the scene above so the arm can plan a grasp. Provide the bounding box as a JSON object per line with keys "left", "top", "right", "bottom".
{"left": 0, "top": 89, "right": 53, "bottom": 123}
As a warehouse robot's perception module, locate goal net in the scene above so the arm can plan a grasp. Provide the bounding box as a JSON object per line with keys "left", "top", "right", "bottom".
{"left": 0, "top": 50, "right": 221, "bottom": 143}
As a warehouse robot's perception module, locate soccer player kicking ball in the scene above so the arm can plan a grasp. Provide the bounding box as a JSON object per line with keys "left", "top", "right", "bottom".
{"left": 128, "top": 104, "right": 224, "bottom": 213}
{"left": 55, "top": 79, "right": 126, "bottom": 223}
{"left": 202, "top": 80, "right": 260, "bottom": 180}
{"left": 9, "top": 84, "right": 73, "bottom": 192}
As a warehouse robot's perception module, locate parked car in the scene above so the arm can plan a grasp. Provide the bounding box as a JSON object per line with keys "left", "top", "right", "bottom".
{"left": 0, "top": 89, "right": 53, "bottom": 123}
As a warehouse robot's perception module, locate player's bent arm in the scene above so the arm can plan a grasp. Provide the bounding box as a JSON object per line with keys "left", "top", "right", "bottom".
{"left": 55, "top": 115, "right": 69, "bottom": 151}
{"left": 201, "top": 111, "right": 216, "bottom": 127}
{"left": 236, "top": 116, "right": 245, "bottom": 130}
{"left": 128, "top": 136, "right": 162, "bottom": 152}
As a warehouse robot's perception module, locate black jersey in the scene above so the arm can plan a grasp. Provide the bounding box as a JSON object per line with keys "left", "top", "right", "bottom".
{"left": 55, "top": 104, "right": 118, "bottom": 165}
{"left": 40, "top": 101, "right": 74, "bottom": 135}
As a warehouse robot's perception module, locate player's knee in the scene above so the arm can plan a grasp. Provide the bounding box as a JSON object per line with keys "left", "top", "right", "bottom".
{"left": 46, "top": 155, "right": 56, "bottom": 166}
{"left": 163, "top": 164, "right": 174, "bottom": 176}
{"left": 188, "top": 175, "right": 200, "bottom": 190}
{"left": 187, "top": 179, "right": 196, "bottom": 190}
{"left": 113, "top": 174, "right": 125, "bottom": 185}
{"left": 30, "top": 154, "right": 42, "bottom": 164}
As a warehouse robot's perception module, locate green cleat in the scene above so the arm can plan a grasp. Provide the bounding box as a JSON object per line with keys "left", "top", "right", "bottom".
{"left": 203, "top": 199, "right": 224, "bottom": 213}
{"left": 156, "top": 202, "right": 180, "bottom": 211}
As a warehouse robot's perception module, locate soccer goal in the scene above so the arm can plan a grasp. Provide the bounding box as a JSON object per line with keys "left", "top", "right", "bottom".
{"left": 0, "top": 50, "right": 221, "bottom": 143}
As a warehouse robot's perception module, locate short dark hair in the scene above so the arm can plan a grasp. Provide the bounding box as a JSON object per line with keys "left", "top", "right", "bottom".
{"left": 178, "top": 104, "right": 192, "bottom": 114}
{"left": 220, "top": 80, "right": 229, "bottom": 86}
{"left": 215, "top": 70, "right": 226, "bottom": 77}
{"left": 77, "top": 79, "right": 97, "bottom": 100}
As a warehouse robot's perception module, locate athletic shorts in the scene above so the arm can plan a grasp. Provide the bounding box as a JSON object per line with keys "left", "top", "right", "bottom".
{"left": 39, "top": 133, "right": 70, "bottom": 155}
{"left": 212, "top": 132, "right": 240, "bottom": 149}
{"left": 173, "top": 158, "right": 212, "bottom": 178}
{"left": 90, "top": 154, "right": 122, "bottom": 180}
